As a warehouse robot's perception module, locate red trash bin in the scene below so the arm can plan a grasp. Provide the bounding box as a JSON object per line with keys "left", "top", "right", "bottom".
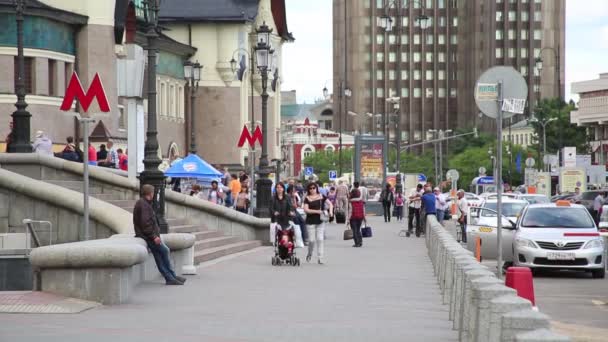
{"left": 505, "top": 266, "right": 535, "bottom": 306}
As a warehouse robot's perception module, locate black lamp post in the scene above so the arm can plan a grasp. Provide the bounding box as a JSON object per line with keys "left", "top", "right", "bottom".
{"left": 535, "top": 46, "right": 561, "bottom": 100}
{"left": 184, "top": 60, "right": 202, "bottom": 155}
{"left": 138, "top": 0, "right": 168, "bottom": 233}
{"left": 8, "top": 0, "right": 32, "bottom": 153}
{"left": 253, "top": 22, "right": 274, "bottom": 218}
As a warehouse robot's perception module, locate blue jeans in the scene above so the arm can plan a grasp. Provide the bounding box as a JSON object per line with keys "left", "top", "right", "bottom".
{"left": 147, "top": 240, "right": 177, "bottom": 281}
{"left": 437, "top": 209, "right": 445, "bottom": 225}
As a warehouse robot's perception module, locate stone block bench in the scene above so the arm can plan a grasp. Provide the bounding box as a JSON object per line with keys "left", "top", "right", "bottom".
{"left": 30, "top": 233, "right": 196, "bottom": 305}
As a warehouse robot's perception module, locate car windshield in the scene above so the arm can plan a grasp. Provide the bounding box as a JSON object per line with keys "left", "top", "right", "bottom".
{"left": 521, "top": 195, "right": 549, "bottom": 204}
{"left": 521, "top": 207, "right": 595, "bottom": 228}
{"left": 481, "top": 202, "right": 526, "bottom": 217}
{"left": 582, "top": 192, "right": 600, "bottom": 201}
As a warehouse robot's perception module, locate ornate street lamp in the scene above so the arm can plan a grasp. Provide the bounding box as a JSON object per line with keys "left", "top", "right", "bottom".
{"left": 535, "top": 46, "right": 561, "bottom": 100}
{"left": 184, "top": 60, "right": 202, "bottom": 155}
{"left": 8, "top": 0, "right": 32, "bottom": 153}
{"left": 138, "top": 0, "right": 168, "bottom": 233}
{"left": 253, "top": 22, "right": 274, "bottom": 218}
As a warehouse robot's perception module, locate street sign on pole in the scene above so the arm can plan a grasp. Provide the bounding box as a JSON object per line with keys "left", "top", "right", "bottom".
{"left": 475, "top": 66, "right": 528, "bottom": 279}
{"left": 525, "top": 157, "right": 536, "bottom": 168}
{"left": 446, "top": 169, "right": 460, "bottom": 182}
{"left": 329, "top": 170, "right": 337, "bottom": 181}
{"left": 304, "top": 167, "right": 314, "bottom": 177}
{"left": 478, "top": 166, "right": 487, "bottom": 176}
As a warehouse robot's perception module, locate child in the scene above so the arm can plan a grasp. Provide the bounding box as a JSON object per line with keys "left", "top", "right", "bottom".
{"left": 395, "top": 192, "right": 405, "bottom": 222}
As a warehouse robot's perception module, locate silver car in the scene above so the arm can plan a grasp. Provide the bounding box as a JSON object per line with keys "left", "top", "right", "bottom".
{"left": 511, "top": 202, "right": 605, "bottom": 278}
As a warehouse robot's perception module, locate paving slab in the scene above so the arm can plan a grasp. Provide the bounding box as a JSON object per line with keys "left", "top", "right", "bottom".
{"left": 0, "top": 291, "right": 100, "bottom": 314}
{"left": 0, "top": 217, "right": 457, "bottom": 342}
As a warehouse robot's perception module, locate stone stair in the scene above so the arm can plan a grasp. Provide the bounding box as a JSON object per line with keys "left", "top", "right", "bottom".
{"left": 43, "top": 179, "right": 263, "bottom": 265}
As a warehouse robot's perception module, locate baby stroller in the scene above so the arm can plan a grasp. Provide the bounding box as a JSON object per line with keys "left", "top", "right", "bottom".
{"left": 271, "top": 224, "right": 301, "bottom": 266}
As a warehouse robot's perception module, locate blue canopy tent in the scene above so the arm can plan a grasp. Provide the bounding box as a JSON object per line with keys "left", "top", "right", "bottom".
{"left": 164, "top": 154, "right": 222, "bottom": 179}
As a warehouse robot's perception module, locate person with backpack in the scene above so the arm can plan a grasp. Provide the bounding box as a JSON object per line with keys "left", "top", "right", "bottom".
{"left": 394, "top": 191, "right": 405, "bottom": 222}
{"left": 349, "top": 187, "right": 366, "bottom": 248}
{"left": 380, "top": 183, "right": 394, "bottom": 223}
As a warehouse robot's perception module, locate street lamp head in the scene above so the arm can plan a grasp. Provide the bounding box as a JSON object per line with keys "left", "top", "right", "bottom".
{"left": 547, "top": 117, "right": 558, "bottom": 123}
{"left": 365, "top": 112, "right": 373, "bottom": 118}
{"left": 256, "top": 21, "right": 272, "bottom": 48}
{"left": 193, "top": 61, "right": 202, "bottom": 82}
{"left": 347, "top": 111, "right": 358, "bottom": 117}
{"left": 183, "top": 60, "right": 193, "bottom": 79}
{"left": 379, "top": 14, "right": 393, "bottom": 32}
{"left": 416, "top": 14, "right": 430, "bottom": 30}
{"left": 322, "top": 86, "right": 329, "bottom": 98}
{"left": 344, "top": 88, "right": 352, "bottom": 97}
{"left": 142, "top": 0, "right": 161, "bottom": 27}
{"left": 230, "top": 58, "right": 238, "bottom": 74}
{"left": 535, "top": 57, "right": 543, "bottom": 71}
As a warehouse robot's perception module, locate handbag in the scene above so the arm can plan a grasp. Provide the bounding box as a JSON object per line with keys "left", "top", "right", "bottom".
{"left": 343, "top": 222, "right": 354, "bottom": 240}
{"left": 362, "top": 220, "right": 373, "bottom": 238}
{"left": 321, "top": 210, "right": 330, "bottom": 223}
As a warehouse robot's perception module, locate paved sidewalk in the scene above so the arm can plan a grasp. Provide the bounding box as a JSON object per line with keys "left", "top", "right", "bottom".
{"left": 0, "top": 217, "right": 457, "bottom": 342}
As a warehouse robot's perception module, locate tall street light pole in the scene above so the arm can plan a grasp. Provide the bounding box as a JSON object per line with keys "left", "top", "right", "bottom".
{"left": 253, "top": 22, "right": 274, "bottom": 218}
{"left": 183, "top": 60, "right": 202, "bottom": 155}
{"left": 438, "top": 129, "right": 452, "bottom": 185}
{"left": 530, "top": 116, "right": 557, "bottom": 171}
{"left": 9, "top": 0, "right": 32, "bottom": 153}
{"left": 139, "top": 0, "right": 168, "bottom": 233}
{"left": 535, "top": 46, "right": 561, "bottom": 100}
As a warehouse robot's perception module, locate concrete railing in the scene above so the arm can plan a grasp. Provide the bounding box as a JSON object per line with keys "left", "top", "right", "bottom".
{"left": 425, "top": 216, "right": 570, "bottom": 342}
{"left": 30, "top": 233, "right": 195, "bottom": 305}
{"left": 0, "top": 154, "right": 270, "bottom": 240}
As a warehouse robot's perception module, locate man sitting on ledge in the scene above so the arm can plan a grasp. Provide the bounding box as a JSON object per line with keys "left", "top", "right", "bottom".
{"left": 134, "top": 184, "right": 186, "bottom": 285}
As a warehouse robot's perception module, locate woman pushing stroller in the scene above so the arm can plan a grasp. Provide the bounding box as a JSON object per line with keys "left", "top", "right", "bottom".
{"left": 270, "top": 183, "right": 302, "bottom": 265}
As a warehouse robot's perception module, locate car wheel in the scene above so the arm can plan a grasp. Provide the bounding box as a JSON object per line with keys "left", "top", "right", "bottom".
{"left": 591, "top": 267, "right": 606, "bottom": 279}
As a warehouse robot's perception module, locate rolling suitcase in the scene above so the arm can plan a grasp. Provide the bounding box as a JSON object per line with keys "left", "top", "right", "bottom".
{"left": 335, "top": 210, "right": 346, "bottom": 224}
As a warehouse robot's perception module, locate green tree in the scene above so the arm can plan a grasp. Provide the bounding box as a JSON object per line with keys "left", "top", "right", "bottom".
{"left": 531, "top": 98, "right": 590, "bottom": 155}
{"left": 302, "top": 149, "right": 354, "bottom": 183}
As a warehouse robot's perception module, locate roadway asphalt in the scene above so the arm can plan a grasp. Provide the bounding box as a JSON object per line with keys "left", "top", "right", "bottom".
{"left": 0, "top": 216, "right": 457, "bottom": 342}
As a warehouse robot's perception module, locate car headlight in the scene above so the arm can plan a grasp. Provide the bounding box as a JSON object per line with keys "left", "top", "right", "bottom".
{"left": 583, "top": 239, "right": 604, "bottom": 249}
{"left": 515, "top": 238, "right": 537, "bottom": 249}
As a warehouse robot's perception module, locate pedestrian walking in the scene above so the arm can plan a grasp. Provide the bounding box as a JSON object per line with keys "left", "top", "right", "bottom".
{"left": 349, "top": 187, "right": 365, "bottom": 248}
{"left": 336, "top": 180, "right": 349, "bottom": 214}
{"left": 304, "top": 182, "right": 332, "bottom": 264}
{"left": 380, "top": 183, "right": 394, "bottom": 222}
{"left": 394, "top": 191, "right": 405, "bottom": 222}
{"left": 287, "top": 185, "right": 308, "bottom": 244}
{"left": 593, "top": 192, "right": 606, "bottom": 226}
{"left": 133, "top": 184, "right": 186, "bottom": 285}
{"left": 32, "top": 130, "right": 53, "bottom": 156}
{"left": 271, "top": 182, "right": 293, "bottom": 229}
{"left": 235, "top": 185, "right": 250, "bottom": 214}
{"left": 434, "top": 187, "right": 448, "bottom": 225}
{"left": 208, "top": 180, "right": 225, "bottom": 205}
{"left": 407, "top": 184, "right": 423, "bottom": 236}
{"left": 457, "top": 190, "right": 469, "bottom": 243}
{"left": 228, "top": 174, "right": 241, "bottom": 208}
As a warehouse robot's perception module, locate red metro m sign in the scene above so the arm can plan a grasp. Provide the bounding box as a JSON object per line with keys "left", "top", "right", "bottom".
{"left": 237, "top": 125, "right": 263, "bottom": 148}
{"left": 60, "top": 72, "right": 110, "bottom": 112}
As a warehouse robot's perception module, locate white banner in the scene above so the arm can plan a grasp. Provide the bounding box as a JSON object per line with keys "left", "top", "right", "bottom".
{"left": 502, "top": 98, "right": 526, "bottom": 114}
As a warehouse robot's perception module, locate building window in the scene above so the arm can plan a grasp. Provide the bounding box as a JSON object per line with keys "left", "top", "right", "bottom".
{"left": 496, "top": 29, "right": 504, "bottom": 40}
{"left": 426, "top": 70, "right": 434, "bottom": 80}
{"left": 450, "top": 88, "right": 457, "bottom": 97}
{"left": 414, "top": 70, "right": 421, "bottom": 80}
{"left": 508, "top": 48, "right": 516, "bottom": 58}
{"left": 389, "top": 88, "right": 397, "bottom": 97}
{"left": 534, "top": 48, "right": 540, "bottom": 60}
{"left": 402, "top": 17, "right": 409, "bottom": 27}
{"left": 496, "top": 11, "right": 503, "bottom": 21}
{"left": 414, "top": 0, "right": 421, "bottom": 8}
{"left": 160, "top": 82, "right": 166, "bottom": 116}
{"left": 389, "top": 34, "right": 397, "bottom": 44}
{"left": 401, "top": 34, "right": 409, "bottom": 44}
{"left": 376, "top": 0, "right": 383, "bottom": 9}
{"left": 377, "top": 52, "right": 384, "bottom": 62}
{"left": 401, "top": 70, "right": 409, "bottom": 80}
{"left": 389, "top": 70, "right": 396, "bottom": 80}
{"left": 438, "top": 70, "right": 445, "bottom": 80}
{"left": 48, "top": 59, "right": 56, "bottom": 96}
{"left": 438, "top": 0, "right": 445, "bottom": 8}
{"left": 439, "top": 16, "right": 446, "bottom": 27}
{"left": 496, "top": 48, "right": 503, "bottom": 58}
{"left": 400, "top": 52, "right": 408, "bottom": 62}
{"left": 426, "top": 52, "right": 433, "bottom": 62}
{"left": 414, "top": 88, "right": 421, "bottom": 98}
{"left": 413, "top": 52, "right": 421, "bottom": 62}
{"left": 365, "top": 0, "right": 371, "bottom": 9}
{"left": 521, "top": 29, "right": 528, "bottom": 40}
{"left": 438, "top": 52, "right": 445, "bottom": 62}
{"left": 118, "top": 105, "right": 126, "bottom": 129}
{"left": 521, "top": 48, "right": 528, "bottom": 58}
{"left": 376, "top": 34, "right": 384, "bottom": 45}
{"left": 453, "top": 17, "right": 458, "bottom": 27}
{"left": 533, "top": 84, "right": 540, "bottom": 92}
{"left": 14, "top": 57, "right": 33, "bottom": 94}
{"left": 414, "top": 34, "right": 420, "bottom": 44}
{"left": 426, "top": 35, "right": 434, "bottom": 45}
{"left": 303, "top": 147, "right": 314, "bottom": 159}
{"left": 401, "top": 88, "right": 409, "bottom": 97}
{"left": 520, "top": 65, "right": 528, "bottom": 76}
{"left": 534, "top": 11, "right": 541, "bottom": 21}
{"left": 508, "top": 29, "right": 515, "bottom": 40}
{"left": 389, "top": 52, "right": 397, "bottom": 62}
{"left": 426, "top": 0, "right": 433, "bottom": 8}
{"left": 438, "top": 34, "right": 445, "bottom": 44}
{"left": 508, "top": 11, "right": 516, "bottom": 21}
{"left": 377, "top": 70, "right": 384, "bottom": 80}
{"left": 377, "top": 88, "right": 384, "bottom": 98}
{"left": 521, "top": 12, "right": 529, "bottom": 21}
{"left": 534, "top": 29, "right": 542, "bottom": 40}
{"left": 426, "top": 88, "right": 433, "bottom": 98}
{"left": 438, "top": 88, "right": 446, "bottom": 98}
{"left": 450, "top": 35, "right": 457, "bottom": 44}
{"left": 178, "top": 86, "right": 184, "bottom": 118}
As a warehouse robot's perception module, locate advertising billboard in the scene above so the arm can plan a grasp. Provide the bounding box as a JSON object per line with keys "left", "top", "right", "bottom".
{"left": 354, "top": 136, "right": 387, "bottom": 197}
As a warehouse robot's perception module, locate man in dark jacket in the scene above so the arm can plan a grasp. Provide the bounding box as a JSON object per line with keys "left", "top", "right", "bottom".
{"left": 133, "top": 184, "right": 186, "bottom": 285}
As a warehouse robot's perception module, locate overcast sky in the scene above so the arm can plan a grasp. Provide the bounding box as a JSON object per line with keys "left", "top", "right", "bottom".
{"left": 282, "top": 0, "right": 608, "bottom": 104}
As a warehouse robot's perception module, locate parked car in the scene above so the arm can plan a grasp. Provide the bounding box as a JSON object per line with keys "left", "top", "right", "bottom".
{"left": 470, "top": 201, "right": 605, "bottom": 278}
{"left": 551, "top": 193, "right": 576, "bottom": 202}
{"left": 579, "top": 190, "right": 608, "bottom": 213}
{"left": 515, "top": 194, "right": 550, "bottom": 204}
